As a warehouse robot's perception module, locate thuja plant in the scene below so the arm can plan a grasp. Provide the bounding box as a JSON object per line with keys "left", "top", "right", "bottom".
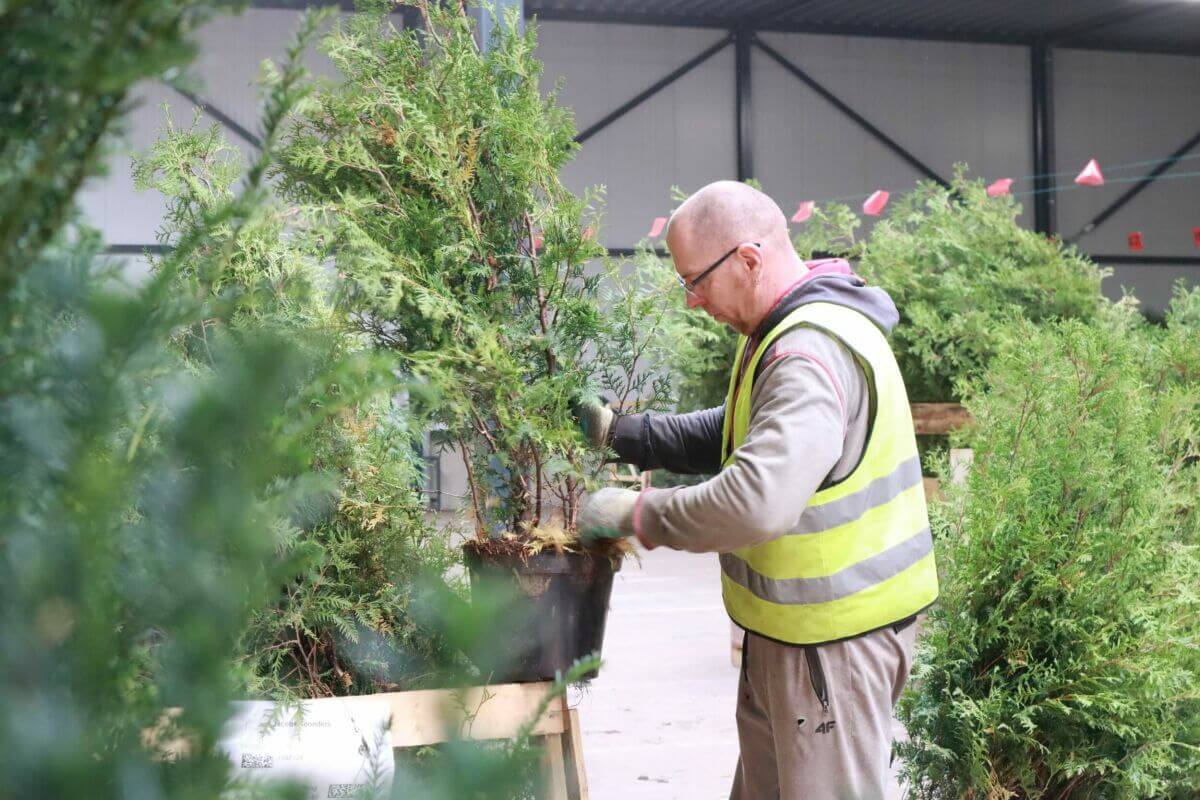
{"left": 134, "top": 92, "right": 461, "bottom": 694}
{"left": 278, "top": 1, "right": 673, "bottom": 542}
{"left": 896, "top": 318, "right": 1200, "bottom": 799}
{"left": 0, "top": 2, "right": 334, "bottom": 797}
{"left": 793, "top": 168, "right": 1108, "bottom": 402}
{"left": 1141, "top": 283, "right": 1200, "bottom": 797}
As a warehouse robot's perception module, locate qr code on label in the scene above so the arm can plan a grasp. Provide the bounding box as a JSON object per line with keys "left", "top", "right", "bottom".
{"left": 326, "top": 785, "right": 363, "bottom": 798}
{"left": 240, "top": 753, "right": 274, "bottom": 769}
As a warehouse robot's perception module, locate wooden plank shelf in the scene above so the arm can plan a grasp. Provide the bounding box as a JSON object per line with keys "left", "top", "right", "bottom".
{"left": 910, "top": 402, "right": 972, "bottom": 436}
{"left": 352, "top": 682, "right": 588, "bottom": 800}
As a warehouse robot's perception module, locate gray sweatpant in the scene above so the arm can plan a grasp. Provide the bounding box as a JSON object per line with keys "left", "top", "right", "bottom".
{"left": 729, "top": 620, "right": 918, "bottom": 800}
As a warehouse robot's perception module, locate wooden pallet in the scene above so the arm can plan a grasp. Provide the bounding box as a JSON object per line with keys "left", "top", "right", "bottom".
{"left": 151, "top": 684, "right": 589, "bottom": 799}
{"left": 340, "top": 682, "right": 589, "bottom": 800}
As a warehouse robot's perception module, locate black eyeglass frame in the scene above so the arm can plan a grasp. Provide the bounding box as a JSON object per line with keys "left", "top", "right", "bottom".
{"left": 676, "top": 242, "right": 762, "bottom": 294}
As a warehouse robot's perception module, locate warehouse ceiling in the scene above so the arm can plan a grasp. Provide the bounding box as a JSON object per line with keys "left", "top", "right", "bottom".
{"left": 524, "top": 0, "right": 1200, "bottom": 55}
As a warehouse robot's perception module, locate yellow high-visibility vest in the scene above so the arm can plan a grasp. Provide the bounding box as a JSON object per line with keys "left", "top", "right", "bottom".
{"left": 719, "top": 301, "right": 938, "bottom": 644}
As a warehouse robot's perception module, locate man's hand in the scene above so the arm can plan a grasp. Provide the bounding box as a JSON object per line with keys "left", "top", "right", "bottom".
{"left": 571, "top": 396, "right": 615, "bottom": 449}
{"left": 577, "top": 487, "right": 639, "bottom": 546}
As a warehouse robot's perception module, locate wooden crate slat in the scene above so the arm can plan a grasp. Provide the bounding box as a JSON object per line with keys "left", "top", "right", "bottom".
{"left": 338, "top": 682, "right": 565, "bottom": 748}
{"left": 910, "top": 403, "right": 972, "bottom": 435}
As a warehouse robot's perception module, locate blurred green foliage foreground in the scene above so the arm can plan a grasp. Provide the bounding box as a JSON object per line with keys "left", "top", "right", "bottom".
{"left": 0, "top": 2, "right": 577, "bottom": 798}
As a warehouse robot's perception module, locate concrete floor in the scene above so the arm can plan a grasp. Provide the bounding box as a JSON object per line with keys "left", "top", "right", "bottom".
{"left": 570, "top": 546, "right": 738, "bottom": 800}
{"left": 569, "top": 546, "right": 908, "bottom": 800}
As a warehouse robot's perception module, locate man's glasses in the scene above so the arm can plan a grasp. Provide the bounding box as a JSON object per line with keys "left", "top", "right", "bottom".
{"left": 676, "top": 242, "right": 761, "bottom": 296}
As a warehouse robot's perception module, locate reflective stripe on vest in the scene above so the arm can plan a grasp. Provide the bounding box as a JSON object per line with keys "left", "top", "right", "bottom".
{"left": 718, "top": 301, "right": 938, "bottom": 645}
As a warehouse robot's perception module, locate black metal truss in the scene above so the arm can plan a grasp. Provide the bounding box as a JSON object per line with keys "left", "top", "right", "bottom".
{"left": 546, "top": 11, "right": 1196, "bottom": 266}
{"left": 753, "top": 35, "right": 949, "bottom": 189}
{"left": 1030, "top": 41, "right": 1056, "bottom": 236}
{"left": 167, "top": 85, "right": 262, "bottom": 149}
{"left": 573, "top": 32, "right": 733, "bottom": 144}
{"left": 735, "top": 23, "right": 753, "bottom": 181}
{"left": 1091, "top": 255, "right": 1200, "bottom": 267}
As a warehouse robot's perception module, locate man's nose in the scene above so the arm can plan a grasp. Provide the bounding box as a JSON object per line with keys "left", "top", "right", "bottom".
{"left": 686, "top": 291, "right": 703, "bottom": 309}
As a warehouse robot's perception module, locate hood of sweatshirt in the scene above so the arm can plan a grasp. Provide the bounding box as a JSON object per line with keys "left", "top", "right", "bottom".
{"left": 752, "top": 258, "right": 899, "bottom": 340}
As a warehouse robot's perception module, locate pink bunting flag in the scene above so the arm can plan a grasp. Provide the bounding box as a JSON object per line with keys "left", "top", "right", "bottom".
{"left": 1074, "top": 159, "right": 1104, "bottom": 187}
{"left": 531, "top": 233, "right": 543, "bottom": 255}
{"left": 791, "top": 201, "right": 815, "bottom": 223}
{"left": 582, "top": 226, "right": 595, "bottom": 241}
{"left": 646, "top": 216, "right": 667, "bottom": 238}
{"left": 986, "top": 178, "right": 1013, "bottom": 197}
{"left": 1192, "top": 227, "right": 1200, "bottom": 248}
{"left": 1127, "top": 231, "right": 1144, "bottom": 252}
{"left": 862, "top": 190, "right": 889, "bottom": 217}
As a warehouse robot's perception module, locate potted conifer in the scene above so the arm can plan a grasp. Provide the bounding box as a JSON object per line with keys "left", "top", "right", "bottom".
{"left": 277, "top": 1, "right": 673, "bottom": 682}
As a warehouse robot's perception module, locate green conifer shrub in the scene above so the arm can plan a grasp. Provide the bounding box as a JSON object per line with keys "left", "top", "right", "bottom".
{"left": 657, "top": 282, "right": 737, "bottom": 414}
{"left": 1, "top": 2, "right": 623, "bottom": 797}
{"left": 1141, "top": 283, "right": 1200, "bottom": 797}
{"left": 0, "top": 2, "right": 332, "bottom": 795}
{"left": 896, "top": 318, "right": 1200, "bottom": 798}
{"left": 276, "top": 1, "right": 674, "bottom": 540}
{"left": 134, "top": 104, "right": 461, "bottom": 697}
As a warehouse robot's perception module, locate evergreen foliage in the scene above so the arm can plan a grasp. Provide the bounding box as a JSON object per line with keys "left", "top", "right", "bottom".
{"left": 896, "top": 316, "right": 1200, "bottom": 798}
{"left": 276, "top": 1, "right": 675, "bottom": 538}
{"left": 134, "top": 100, "right": 460, "bottom": 697}
{"left": 0, "top": 2, "right": 329, "bottom": 796}
{"left": 1137, "top": 283, "right": 1200, "bottom": 797}
{"left": 1, "top": 1, "right": 593, "bottom": 796}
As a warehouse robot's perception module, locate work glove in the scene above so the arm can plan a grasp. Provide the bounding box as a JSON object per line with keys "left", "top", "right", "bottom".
{"left": 571, "top": 395, "right": 615, "bottom": 449}
{"left": 577, "top": 487, "right": 639, "bottom": 547}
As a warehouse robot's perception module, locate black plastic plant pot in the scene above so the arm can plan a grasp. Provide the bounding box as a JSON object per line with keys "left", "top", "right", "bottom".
{"left": 462, "top": 544, "right": 620, "bottom": 684}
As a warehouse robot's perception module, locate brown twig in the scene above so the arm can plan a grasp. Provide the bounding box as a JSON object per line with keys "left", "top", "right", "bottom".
{"left": 456, "top": 434, "right": 487, "bottom": 537}
{"left": 524, "top": 212, "right": 557, "bottom": 375}
{"left": 533, "top": 447, "right": 543, "bottom": 526}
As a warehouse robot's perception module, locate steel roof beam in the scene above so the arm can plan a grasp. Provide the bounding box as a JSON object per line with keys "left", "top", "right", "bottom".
{"left": 526, "top": 7, "right": 1200, "bottom": 56}
{"left": 1031, "top": 41, "right": 1056, "bottom": 236}
{"left": 1090, "top": 254, "right": 1200, "bottom": 266}
{"left": 1045, "top": 2, "right": 1177, "bottom": 44}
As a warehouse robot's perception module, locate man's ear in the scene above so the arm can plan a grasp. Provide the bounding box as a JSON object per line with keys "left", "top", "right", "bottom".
{"left": 738, "top": 242, "right": 763, "bottom": 274}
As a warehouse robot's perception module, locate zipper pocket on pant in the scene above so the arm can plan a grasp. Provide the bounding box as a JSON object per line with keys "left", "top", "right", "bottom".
{"left": 804, "top": 646, "right": 830, "bottom": 714}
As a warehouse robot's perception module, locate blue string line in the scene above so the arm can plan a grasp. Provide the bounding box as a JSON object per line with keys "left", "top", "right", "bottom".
{"left": 788, "top": 163, "right": 1200, "bottom": 208}
{"left": 1010, "top": 167, "right": 1200, "bottom": 198}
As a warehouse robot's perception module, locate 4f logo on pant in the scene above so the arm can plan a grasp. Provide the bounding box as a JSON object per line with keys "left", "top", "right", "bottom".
{"left": 797, "top": 719, "right": 837, "bottom": 734}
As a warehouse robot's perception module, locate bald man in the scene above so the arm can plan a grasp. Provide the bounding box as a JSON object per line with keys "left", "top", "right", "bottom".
{"left": 577, "top": 181, "right": 938, "bottom": 800}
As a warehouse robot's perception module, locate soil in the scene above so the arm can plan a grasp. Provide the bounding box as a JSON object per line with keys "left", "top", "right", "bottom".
{"left": 462, "top": 534, "right": 629, "bottom": 568}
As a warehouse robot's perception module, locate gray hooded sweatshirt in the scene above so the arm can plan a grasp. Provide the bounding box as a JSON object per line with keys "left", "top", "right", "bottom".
{"left": 610, "top": 260, "right": 900, "bottom": 553}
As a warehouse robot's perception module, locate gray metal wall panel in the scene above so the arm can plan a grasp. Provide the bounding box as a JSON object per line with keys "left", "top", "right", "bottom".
{"left": 74, "top": 12, "right": 1200, "bottom": 311}
{"left": 753, "top": 32, "right": 1033, "bottom": 230}
{"left": 535, "top": 20, "right": 736, "bottom": 249}
{"left": 77, "top": 80, "right": 179, "bottom": 246}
